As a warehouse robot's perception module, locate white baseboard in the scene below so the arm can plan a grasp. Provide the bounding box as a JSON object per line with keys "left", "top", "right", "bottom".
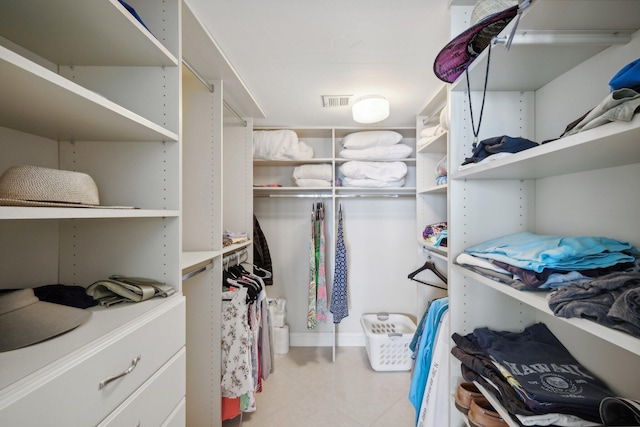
{"left": 289, "top": 331, "right": 366, "bottom": 347}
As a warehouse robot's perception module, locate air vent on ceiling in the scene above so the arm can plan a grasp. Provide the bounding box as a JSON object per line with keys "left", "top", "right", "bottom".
{"left": 322, "top": 95, "right": 352, "bottom": 108}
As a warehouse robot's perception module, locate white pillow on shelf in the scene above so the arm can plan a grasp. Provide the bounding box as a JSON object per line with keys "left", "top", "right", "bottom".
{"left": 341, "top": 130, "right": 402, "bottom": 149}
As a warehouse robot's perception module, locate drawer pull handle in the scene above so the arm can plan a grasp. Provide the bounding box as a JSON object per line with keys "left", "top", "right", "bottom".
{"left": 99, "top": 355, "right": 141, "bottom": 390}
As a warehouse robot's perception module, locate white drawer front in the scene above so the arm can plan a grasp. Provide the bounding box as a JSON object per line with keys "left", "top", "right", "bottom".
{"left": 161, "top": 397, "right": 186, "bottom": 427}
{"left": 0, "top": 296, "right": 185, "bottom": 427}
{"left": 98, "top": 348, "right": 185, "bottom": 427}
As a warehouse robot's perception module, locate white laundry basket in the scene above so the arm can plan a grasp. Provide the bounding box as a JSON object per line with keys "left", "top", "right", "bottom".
{"left": 360, "top": 312, "right": 416, "bottom": 372}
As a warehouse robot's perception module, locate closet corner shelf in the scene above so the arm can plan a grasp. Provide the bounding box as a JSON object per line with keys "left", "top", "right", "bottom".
{"left": 418, "top": 183, "right": 447, "bottom": 194}
{"left": 222, "top": 240, "right": 252, "bottom": 255}
{"left": 417, "top": 132, "right": 447, "bottom": 154}
{"left": 456, "top": 264, "right": 640, "bottom": 356}
{"left": 0, "top": 0, "right": 178, "bottom": 66}
{"left": 0, "top": 46, "right": 179, "bottom": 142}
{"left": 181, "top": 251, "right": 220, "bottom": 273}
{"left": 450, "top": 116, "right": 640, "bottom": 181}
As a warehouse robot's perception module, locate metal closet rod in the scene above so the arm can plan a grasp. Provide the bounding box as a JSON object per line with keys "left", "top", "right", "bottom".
{"left": 223, "top": 248, "right": 248, "bottom": 264}
{"left": 182, "top": 59, "right": 247, "bottom": 128}
{"left": 257, "top": 193, "right": 413, "bottom": 198}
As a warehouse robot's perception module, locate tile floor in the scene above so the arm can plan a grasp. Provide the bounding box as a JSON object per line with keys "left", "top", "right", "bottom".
{"left": 238, "top": 346, "right": 415, "bottom": 427}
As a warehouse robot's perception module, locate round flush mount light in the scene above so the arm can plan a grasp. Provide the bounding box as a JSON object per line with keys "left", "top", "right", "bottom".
{"left": 352, "top": 95, "right": 390, "bottom": 124}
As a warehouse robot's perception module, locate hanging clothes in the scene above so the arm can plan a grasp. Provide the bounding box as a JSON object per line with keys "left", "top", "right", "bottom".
{"left": 409, "top": 297, "right": 449, "bottom": 420}
{"left": 307, "top": 204, "right": 317, "bottom": 329}
{"left": 331, "top": 204, "right": 349, "bottom": 323}
{"left": 316, "top": 203, "right": 328, "bottom": 323}
{"left": 253, "top": 215, "right": 273, "bottom": 286}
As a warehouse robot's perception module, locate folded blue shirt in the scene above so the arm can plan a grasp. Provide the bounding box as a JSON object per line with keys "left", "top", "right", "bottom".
{"left": 465, "top": 232, "right": 636, "bottom": 273}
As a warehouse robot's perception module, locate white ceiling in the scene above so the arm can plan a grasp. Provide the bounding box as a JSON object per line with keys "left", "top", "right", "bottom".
{"left": 185, "top": 0, "right": 452, "bottom": 128}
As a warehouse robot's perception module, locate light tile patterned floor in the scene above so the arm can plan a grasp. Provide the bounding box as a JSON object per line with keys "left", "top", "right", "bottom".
{"left": 238, "top": 346, "right": 415, "bottom": 427}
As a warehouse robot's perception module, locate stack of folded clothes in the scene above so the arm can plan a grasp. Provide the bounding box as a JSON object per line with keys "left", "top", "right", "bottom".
{"left": 253, "top": 129, "right": 314, "bottom": 160}
{"left": 456, "top": 232, "right": 640, "bottom": 338}
{"left": 435, "top": 155, "right": 447, "bottom": 185}
{"left": 337, "top": 160, "right": 407, "bottom": 188}
{"left": 292, "top": 164, "right": 332, "bottom": 187}
{"left": 452, "top": 322, "right": 616, "bottom": 426}
{"left": 338, "top": 130, "right": 412, "bottom": 160}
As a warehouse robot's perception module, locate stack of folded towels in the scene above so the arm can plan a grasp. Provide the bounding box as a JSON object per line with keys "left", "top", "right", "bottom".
{"left": 292, "top": 164, "right": 332, "bottom": 187}
{"left": 253, "top": 129, "right": 314, "bottom": 160}
{"left": 338, "top": 161, "right": 407, "bottom": 188}
{"left": 339, "top": 130, "right": 412, "bottom": 160}
{"left": 417, "top": 104, "right": 448, "bottom": 151}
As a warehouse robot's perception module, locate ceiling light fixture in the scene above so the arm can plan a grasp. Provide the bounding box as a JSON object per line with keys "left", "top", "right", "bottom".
{"left": 352, "top": 95, "right": 389, "bottom": 124}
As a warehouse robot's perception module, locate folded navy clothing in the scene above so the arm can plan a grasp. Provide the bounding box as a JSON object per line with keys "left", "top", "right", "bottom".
{"left": 465, "top": 323, "right": 614, "bottom": 422}
{"left": 461, "top": 135, "right": 538, "bottom": 165}
{"left": 34, "top": 284, "right": 98, "bottom": 309}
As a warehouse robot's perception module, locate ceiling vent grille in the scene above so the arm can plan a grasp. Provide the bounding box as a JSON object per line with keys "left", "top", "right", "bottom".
{"left": 322, "top": 95, "right": 352, "bottom": 108}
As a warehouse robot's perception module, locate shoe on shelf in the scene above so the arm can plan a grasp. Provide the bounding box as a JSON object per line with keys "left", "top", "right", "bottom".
{"left": 454, "top": 382, "right": 483, "bottom": 415}
{"left": 468, "top": 397, "right": 508, "bottom": 427}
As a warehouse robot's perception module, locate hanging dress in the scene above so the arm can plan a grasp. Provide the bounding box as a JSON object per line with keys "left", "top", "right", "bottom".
{"left": 316, "top": 203, "right": 328, "bottom": 323}
{"left": 330, "top": 204, "right": 349, "bottom": 323}
{"left": 307, "top": 205, "right": 317, "bottom": 329}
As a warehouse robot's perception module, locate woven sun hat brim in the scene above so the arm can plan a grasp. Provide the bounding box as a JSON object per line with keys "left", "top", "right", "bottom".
{"left": 0, "top": 288, "right": 91, "bottom": 352}
{"left": 0, "top": 165, "right": 132, "bottom": 209}
{"left": 433, "top": 1, "right": 519, "bottom": 83}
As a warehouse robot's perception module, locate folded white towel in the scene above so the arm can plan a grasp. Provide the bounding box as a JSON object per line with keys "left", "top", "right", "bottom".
{"left": 420, "top": 125, "right": 444, "bottom": 138}
{"left": 339, "top": 144, "right": 412, "bottom": 160}
{"left": 292, "top": 164, "right": 333, "bottom": 181}
{"left": 253, "top": 130, "right": 314, "bottom": 160}
{"left": 339, "top": 161, "right": 407, "bottom": 182}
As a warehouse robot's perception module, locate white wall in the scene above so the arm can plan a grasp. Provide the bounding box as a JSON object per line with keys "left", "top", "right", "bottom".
{"left": 254, "top": 196, "right": 418, "bottom": 346}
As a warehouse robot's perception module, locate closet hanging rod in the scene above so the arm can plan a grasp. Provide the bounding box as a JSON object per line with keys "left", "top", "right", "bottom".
{"left": 182, "top": 59, "right": 214, "bottom": 93}
{"left": 223, "top": 101, "right": 248, "bottom": 128}
{"left": 336, "top": 194, "right": 413, "bottom": 198}
{"left": 182, "top": 262, "right": 212, "bottom": 281}
{"left": 261, "top": 194, "right": 333, "bottom": 198}
{"left": 181, "top": 59, "right": 247, "bottom": 128}
{"left": 223, "top": 248, "right": 248, "bottom": 265}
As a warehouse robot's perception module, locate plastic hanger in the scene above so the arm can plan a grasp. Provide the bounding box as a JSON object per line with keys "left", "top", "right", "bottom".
{"left": 408, "top": 260, "right": 448, "bottom": 290}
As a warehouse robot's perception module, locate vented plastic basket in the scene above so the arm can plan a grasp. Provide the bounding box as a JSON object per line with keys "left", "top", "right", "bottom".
{"left": 360, "top": 313, "right": 417, "bottom": 371}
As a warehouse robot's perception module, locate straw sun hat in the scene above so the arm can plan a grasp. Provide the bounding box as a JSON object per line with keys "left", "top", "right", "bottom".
{"left": 0, "top": 165, "right": 129, "bottom": 208}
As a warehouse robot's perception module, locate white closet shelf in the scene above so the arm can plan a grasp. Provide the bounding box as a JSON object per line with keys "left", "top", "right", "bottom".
{"left": 456, "top": 265, "right": 640, "bottom": 357}
{"left": 181, "top": 251, "right": 219, "bottom": 273}
{"left": 0, "top": 295, "right": 184, "bottom": 392}
{"left": 0, "top": 0, "right": 178, "bottom": 66}
{"left": 417, "top": 132, "right": 447, "bottom": 154}
{"left": 451, "top": 0, "right": 640, "bottom": 92}
{"left": 0, "top": 207, "right": 179, "bottom": 220}
{"left": 451, "top": 116, "right": 640, "bottom": 181}
{"left": 0, "top": 46, "right": 179, "bottom": 142}
{"left": 418, "top": 184, "right": 447, "bottom": 194}
{"left": 222, "top": 240, "right": 252, "bottom": 256}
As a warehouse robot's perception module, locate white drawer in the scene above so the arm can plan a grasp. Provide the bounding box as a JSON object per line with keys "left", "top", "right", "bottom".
{"left": 98, "top": 347, "right": 185, "bottom": 427}
{"left": 0, "top": 296, "right": 185, "bottom": 427}
{"left": 162, "top": 397, "right": 186, "bottom": 427}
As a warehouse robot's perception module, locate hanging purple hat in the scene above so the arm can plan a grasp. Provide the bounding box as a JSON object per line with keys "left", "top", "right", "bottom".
{"left": 434, "top": 0, "right": 520, "bottom": 83}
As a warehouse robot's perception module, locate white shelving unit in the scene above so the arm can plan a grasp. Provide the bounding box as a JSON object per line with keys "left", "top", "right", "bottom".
{"left": 434, "top": 1, "right": 640, "bottom": 425}
{"left": 0, "top": 0, "right": 185, "bottom": 425}
{"left": 181, "top": 1, "right": 261, "bottom": 425}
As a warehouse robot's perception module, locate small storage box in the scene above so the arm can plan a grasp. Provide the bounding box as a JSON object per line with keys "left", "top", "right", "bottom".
{"left": 360, "top": 313, "right": 417, "bottom": 372}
